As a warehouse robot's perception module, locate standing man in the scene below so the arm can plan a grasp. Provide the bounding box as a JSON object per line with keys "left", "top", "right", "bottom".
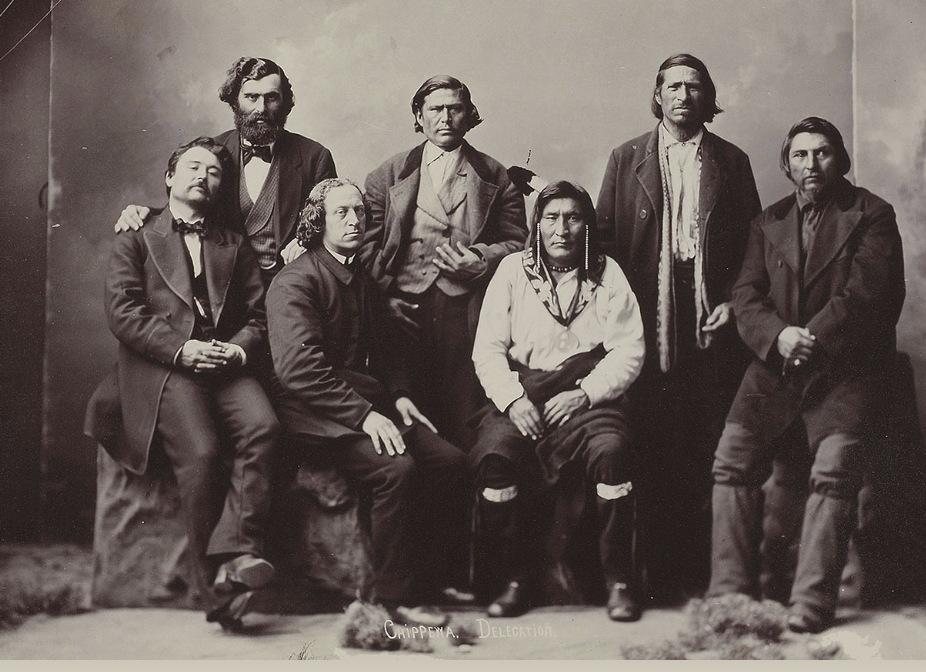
{"left": 362, "top": 75, "right": 527, "bottom": 450}
{"left": 709, "top": 117, "right": 905, "bottom": 634}
{"left": 98, "top": 137, "right": 280, "bottom": 631}
{"left": 267, "top": 178, "right": 466, "bottom": 625}
{"left": 116, "top": 56, "right": 337, "bottom": 286}
{"left": 595, "top": 54, "right": 762, "bottom": 601}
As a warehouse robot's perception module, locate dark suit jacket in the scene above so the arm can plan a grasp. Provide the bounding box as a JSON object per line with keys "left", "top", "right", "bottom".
{"left": 93, "top": 208, "right": 266, "bottom": 474}
{"left": 729, "top": 178, "right": 905, "bottom": 434}
{"left": 596, "top": 125, "right": 762, "bottom": 372}
{"left": 361, "top": 140, "right": 526, "bottom": 299}
{"left": 267, "top": 245, "right": 408, "bottom": 444}
{"left": 215, "top": 128, "right": 337, "bottom": 264}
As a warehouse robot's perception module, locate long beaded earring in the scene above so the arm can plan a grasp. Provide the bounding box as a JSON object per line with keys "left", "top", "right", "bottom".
{"left": 584, "top": 224, "right": 589, "bottom": 273}
{"left": 536, "top": 224, "right": 542, "bottom": 273}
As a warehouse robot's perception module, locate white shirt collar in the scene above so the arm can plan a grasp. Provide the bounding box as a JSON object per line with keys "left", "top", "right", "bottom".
{"left": 323, "top": 242, "right": 352, "bottom": 266}
{"left": 659, "top": 122, "right": 703, "bottom": 147}
{"left": 423, "top": 140, "right": 462, "bottom": 165}
{"left": 240, "top": 138, "right": 276, "bottom": 153}
{"left": 167, "top": 205, "right": 204, "bottom": 226}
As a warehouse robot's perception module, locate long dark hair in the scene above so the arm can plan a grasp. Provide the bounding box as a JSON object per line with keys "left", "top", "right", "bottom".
{"left": 527, "top": 180, "right": 605, "bottom": 285}
{"left": 651, "top": 53, "right": 722, "bottom": 124}
{"left": 779, "top": 116, "right": 852, "bottom": 179}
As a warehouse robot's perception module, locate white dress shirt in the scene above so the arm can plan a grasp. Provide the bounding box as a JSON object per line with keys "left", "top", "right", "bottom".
{"left": 472, "top": 254, "right": 645, "bottom": 413}
{"left": 659, "top": 123, "right": 703, "bottom": 261}
{"left": 422, "top": 140, "right": 463, "bottom": 191}
{"left": 242, "top": 140, "right": 275, "bottom": 200}
{"left": 168, "top": 206, "right": 246, "bottom": 365}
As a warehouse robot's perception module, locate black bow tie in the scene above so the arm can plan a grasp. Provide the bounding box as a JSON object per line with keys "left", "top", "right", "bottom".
{"left": 173, "top": 218, "right": 206, "bottom": 236}
{"left": 241, "top": 143, "right": 272, "bottom": 165}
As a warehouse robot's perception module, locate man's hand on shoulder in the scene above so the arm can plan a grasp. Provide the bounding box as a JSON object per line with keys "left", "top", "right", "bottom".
{"left": 114, "top": 205, "right": 152, "bottom": 233}
{"left": 361, "top": 411, "right": 406, "bottom": 457}
{"left": 432, "top": 242, "right": 487, "bottom": 281}
{"left": 394, "top": 396, "right": 438, "bottom": 434}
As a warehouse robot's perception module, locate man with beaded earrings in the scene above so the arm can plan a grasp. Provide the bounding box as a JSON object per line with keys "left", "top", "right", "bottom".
{"left": 469, "top": 181, "right": 645, "bottom": 621}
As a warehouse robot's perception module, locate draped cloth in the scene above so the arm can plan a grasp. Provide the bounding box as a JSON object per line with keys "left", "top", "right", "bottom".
{"left": 469, "top": 345, "right": 632, "bottom": 488}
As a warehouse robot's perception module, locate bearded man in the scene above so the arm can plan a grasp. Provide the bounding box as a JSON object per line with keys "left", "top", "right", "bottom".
{"left": 114, "top": 56, "right": 336, "bottom": 287}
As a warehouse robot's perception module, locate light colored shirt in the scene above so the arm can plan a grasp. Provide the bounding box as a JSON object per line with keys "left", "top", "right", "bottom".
{"left": 659, "top": 123, "right": 703, "bottom": 261}
{"left": 242, "top": 140, "right": 276, "bottom": 202}
{"left": 423, "top": 140, "right": 462, "bottom": 191}
{"left": 472, "top": 254, "right": 645, "bottom": 412}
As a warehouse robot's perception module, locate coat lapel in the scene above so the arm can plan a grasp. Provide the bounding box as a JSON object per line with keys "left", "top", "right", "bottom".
{"left": 699, "top": 131, "right": 725, "bottom": 247}
{"left": 631, "top": 128, "right": 662, "bottom": 263}
{"left": 202, "top": 225, "right": 237, "bottom": 327}
{"left": 389, "top": 146, "right": 424, "bottom": 240}
{"left": 145, "top": 210, "right": 193, "bottom": 309}
{"left": 762, "top": 199, "right": 801, "bottom": 276}
{"left": 803, "top": 201, "right": 863, "bottom": 289}
{"left": 274, "top": 131, "right": 303, "bottom": 246}
{"left": 464, "top": 147, "right": 498, "bottom": 242}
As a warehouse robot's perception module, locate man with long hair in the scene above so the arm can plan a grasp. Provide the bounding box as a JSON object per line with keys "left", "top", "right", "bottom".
{"left": 595, "top": 54, "right": 762, "bottom": 602}
{"left": 470, "top": 181, "right": 645, "bottom": 621}
{"left": 709, "top": 118, "right": 905, "bottom": 634}
{"left": 267, "top": 178, "right": 466, "bottom": 627}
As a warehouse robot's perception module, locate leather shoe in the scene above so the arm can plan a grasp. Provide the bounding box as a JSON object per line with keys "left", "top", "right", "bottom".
{"left": 213, "top": 555, "right": 275, "bottom": 593}
{"left": 487, "top": 581, "right": 531, "bottom": 618}
{"left": 391, "top": 604, "right": 449, "bottom": 628}
{"left": 206, "top": 590, "right": 255, "bottom": 632}
{"left": 606, "top": 583, "right": 640, "bottom": 622}
{"left": 787, "top": 609, "right": 829, "bottom": 634}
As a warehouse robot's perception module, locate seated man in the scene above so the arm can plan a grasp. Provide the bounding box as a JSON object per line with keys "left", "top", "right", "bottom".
{"left": 266, "top": 178, "right": 466, "bottom": 626}
{"left": 708, "top": 117, "right": 905, "bottom": 634}
{"left": 469, "top": 181, "right": 646, "bottom": 621}
{"left": 100, "top": 136, "right": 280, "bottom": 630}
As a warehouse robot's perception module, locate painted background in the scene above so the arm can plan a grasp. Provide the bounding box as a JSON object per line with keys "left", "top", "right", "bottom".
{"left": 26, "top": 0, "right": 923, "bottom": 538}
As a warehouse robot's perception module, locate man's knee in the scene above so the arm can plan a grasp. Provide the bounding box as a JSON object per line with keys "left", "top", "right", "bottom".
{"left": 712, "top": 423, "right": 770, "bottom": 487}
{"left": 809, "top": 433, "right": 864, "bottom": 500}
{"left": 477, "top": 455, "right": 518, "bottom": 504}
{"left": 585, "top": 432, "right": 633, "bottom": 485}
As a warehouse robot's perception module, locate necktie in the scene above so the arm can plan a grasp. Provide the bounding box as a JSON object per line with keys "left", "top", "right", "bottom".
{"left": 241, "top": 143, "right": 272, "bottom": 165}
{"left": 173, "top": 218, "right": 205, "bottom": 236}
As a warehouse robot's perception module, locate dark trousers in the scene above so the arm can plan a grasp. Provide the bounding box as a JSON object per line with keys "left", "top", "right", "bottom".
{"left": 156, "top": 370, "right": 279, "bottom": 611}
{"left": 633, "top": 265, "right": 731, "bottom": 600}
{"left": 321, "top": 424, "right": 466, "bottom": 603}
{"left": 473, "top": 417, "right": 635, "bottom": 599}
{"left": 392, "top": 285, "right": 483, "bottom": 450}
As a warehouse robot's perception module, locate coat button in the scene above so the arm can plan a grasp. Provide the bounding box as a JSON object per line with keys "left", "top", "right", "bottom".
{"left": 639, "top": 209, "right": 647, "bottom": 219}
{"left": 778, "top": 260, "right": 783, "bottom": 268}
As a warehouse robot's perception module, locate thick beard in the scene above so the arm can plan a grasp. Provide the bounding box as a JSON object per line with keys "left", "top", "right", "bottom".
{"left": 234, "top": 105, "right": 286, "bottom": 145}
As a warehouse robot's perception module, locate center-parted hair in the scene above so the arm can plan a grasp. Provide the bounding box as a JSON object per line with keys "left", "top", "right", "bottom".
{"left": 218, "top": 56, "right": 295, "bottom": 116}
{"left": 651, "top": 53, "right": 723, "bottom": 124}
{"left": 528, "top": 180, "right": 605, "bottom": 285}
{"left": 164, "top": 136, "right": 232, "bottom": 199}
{"left": 779, "top": 116, "right": 852, "bottom": 179}
{"left": 296, "top": 177, "right": 367, "bottom": 249}
{"left": 411, "top": 75, "right": 483, "bottom": 133}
